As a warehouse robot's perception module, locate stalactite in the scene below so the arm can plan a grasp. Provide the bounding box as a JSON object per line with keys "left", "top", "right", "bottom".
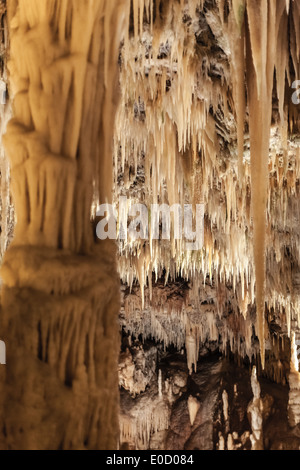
{"left": 228, "top": 1, "right": 246, "bottom": 181}
{"left": 120, "top": 397, "right": 170, "bottom": 450}
{"left": 288, "top": 333, "right": 300, "bottom": 427}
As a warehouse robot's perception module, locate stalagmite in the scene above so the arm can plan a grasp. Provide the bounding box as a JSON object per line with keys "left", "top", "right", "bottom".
{"left": 247, "top": 367, "right": 263, "bottom": 450}
{"left": 218, "top": 433, "right": 225, "bottom": 451}
{"left": 222, "top": 389, "right": 229, "bottom": 422}
{"left": 158, "top": 369, "right": 163, "bottom": 398}
{"left": 188, "top": 396, "right": 200, "bottom": 427}
{"left": 288, "top": 333, "right": 300, "bottom": 427}
{"left": 227, "top": 433, "right": 234, "bottom": 451}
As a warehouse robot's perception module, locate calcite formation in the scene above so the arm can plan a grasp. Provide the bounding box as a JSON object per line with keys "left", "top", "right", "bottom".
{"left": 115, "top": 0, "right": 300, "bottom": 370}
{"left": 0, "top": 0, "right": 299, "bottom": 451}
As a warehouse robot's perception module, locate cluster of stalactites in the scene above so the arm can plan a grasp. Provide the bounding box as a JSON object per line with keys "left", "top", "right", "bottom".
{"left": 120, "top": 274, "right": 257, "bottom": 374}
{"left": 225, "top": 0, "right": 300, "bottom": 367}
{"left": 114, "top": 0, "right": 300, "bottom": 369}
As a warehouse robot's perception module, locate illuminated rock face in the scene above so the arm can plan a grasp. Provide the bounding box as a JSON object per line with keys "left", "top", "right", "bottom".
{"left": 116, "top": 0, "right": 300, "bottom": 450}
{"left": 118, "top": 345, "right": 300, "bottom": 450}
{"left": 0, "top": 0, "right": 300, "bottom": 450}
{"left": 116, "top": 0, "right": 300, "bottom": 370}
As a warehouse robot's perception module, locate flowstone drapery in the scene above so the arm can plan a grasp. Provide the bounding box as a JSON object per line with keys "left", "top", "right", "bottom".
{"left": 0, "top": 0, "right": 127, "bottom": 450}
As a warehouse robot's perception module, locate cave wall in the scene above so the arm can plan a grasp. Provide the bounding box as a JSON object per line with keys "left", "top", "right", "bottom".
{"left": 0, "top": 0, "right": 299, "bottom": 451}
